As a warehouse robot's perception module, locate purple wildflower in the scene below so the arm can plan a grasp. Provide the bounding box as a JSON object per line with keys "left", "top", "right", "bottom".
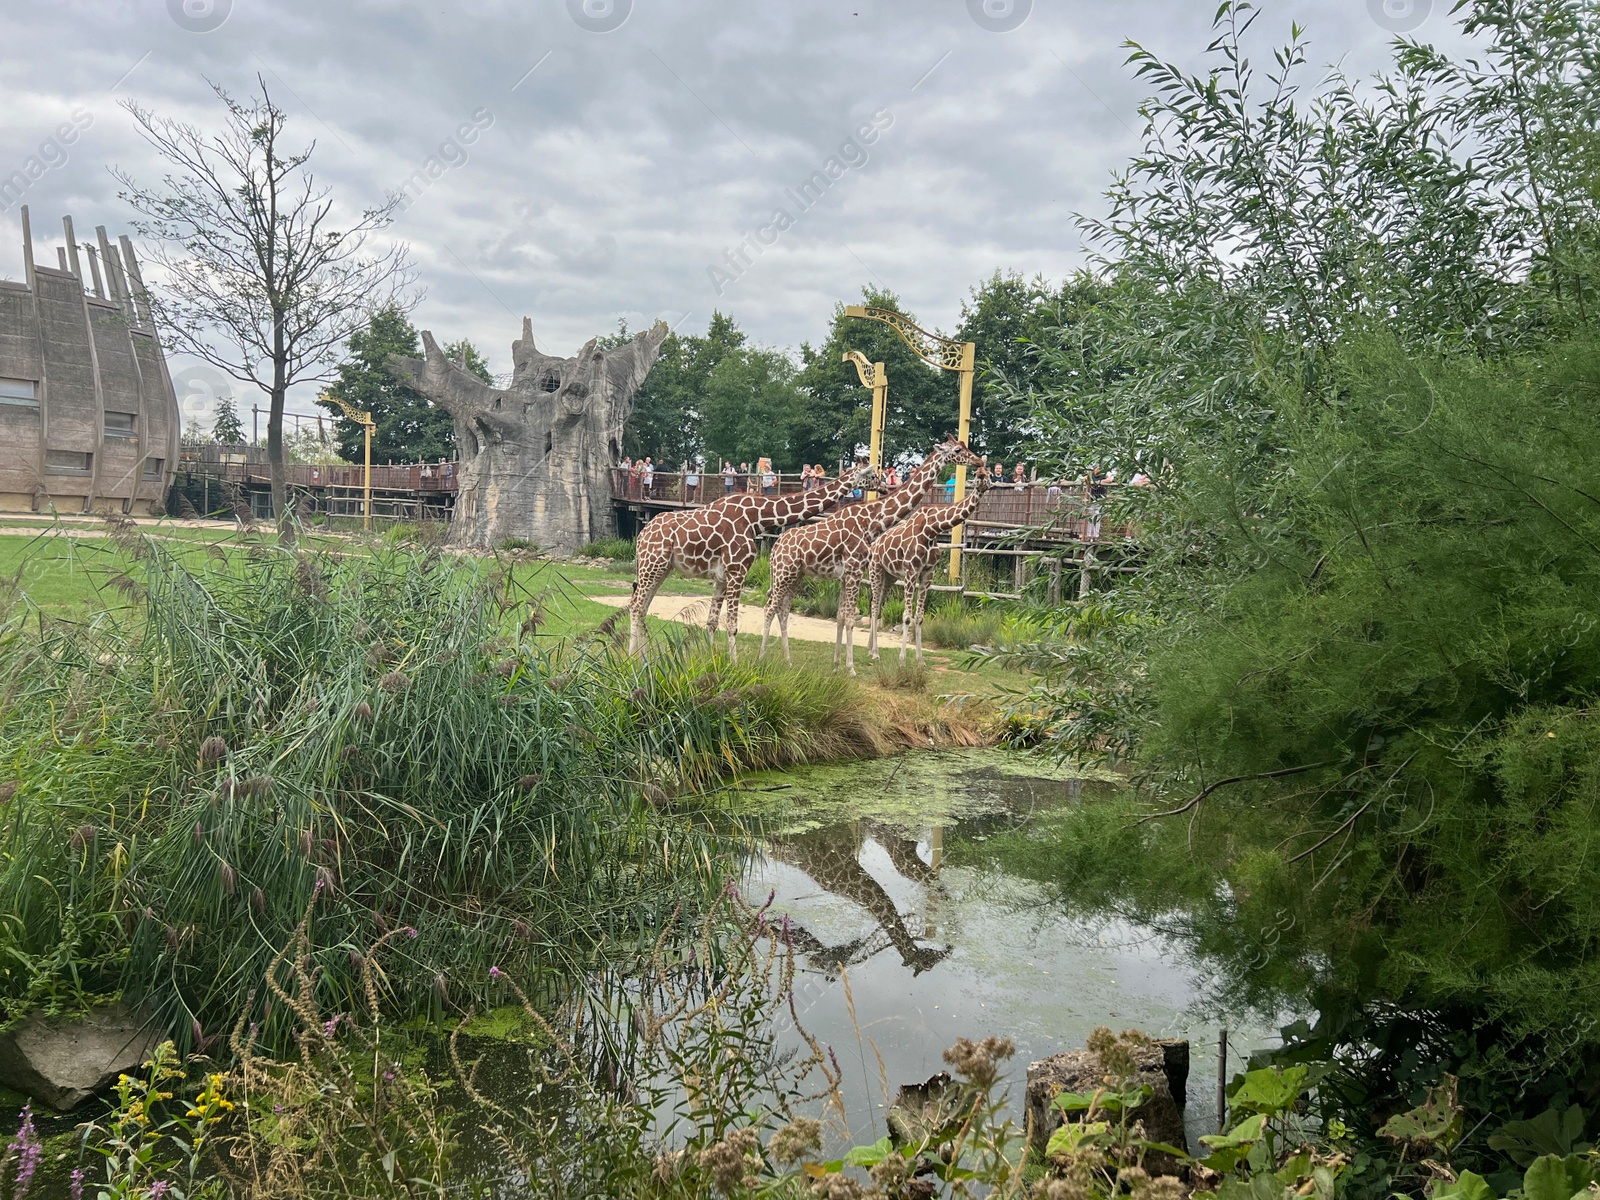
{"left": 9, "top": 1102, "right": 39, "bottom": 1199}
{"left": 489, "top": 965, "right": 502, "bottom": 980}
{"left": 69, "top": 1167, "right": 84, "bottom": 1200}
{"left": 149, "top": 1183, "right": 170, "bottom": 1199}
{"left": 402, "top": 926, "right": 417, "bottom": 939}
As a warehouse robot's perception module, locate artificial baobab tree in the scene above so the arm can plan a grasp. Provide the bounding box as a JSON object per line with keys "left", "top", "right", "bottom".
{"left": 116, "top": 78, "right": 414, "bottom": 543}
{"left": 391, "top": 318, "right": 669, "bottom": 553}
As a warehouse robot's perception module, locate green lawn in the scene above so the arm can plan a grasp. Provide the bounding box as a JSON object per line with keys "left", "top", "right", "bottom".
{"left": 0, "top": 521, "right": 1021, "bottom": 697}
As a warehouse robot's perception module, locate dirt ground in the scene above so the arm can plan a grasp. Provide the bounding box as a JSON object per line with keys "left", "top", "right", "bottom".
{"left": 586, "top": 592, "right": 887, "bottom": 649}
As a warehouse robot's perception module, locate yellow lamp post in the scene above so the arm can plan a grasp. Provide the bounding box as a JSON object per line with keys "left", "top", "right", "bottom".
{"left": 842, "top": 350, "right": 887, "bottom": 498}
{"left": 324, "top": 394, "right": 375, "bottom": 531}
{"left": 843, "top": 306, "right": 975, "bottom": 581}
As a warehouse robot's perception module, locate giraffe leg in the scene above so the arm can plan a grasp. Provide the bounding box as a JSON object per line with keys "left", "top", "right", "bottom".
{"left": 723, "top": 564, "right": 747, "bottom": 662}
{"left": 914, "top": 575, "right": 929, "bottom": 664}
{"left": 759, "top": 581, "right": 779, "bottom": 659}
{"left": 707, "top": 575, "right": 726, "bottom": 635}
{"left": 900, "top": 573, "right": 913, "bottom": 664}
{"left": 868, "top": 561, "right": 885, "bottom": 661}
{"left": 628, "top": 558, "right": 671, "bottom": 656}
{"left": 780, "top": 597, "right": 792, "bottom": 664}
{"left": 841, "top": 565, "right": 863, "bottom": 676}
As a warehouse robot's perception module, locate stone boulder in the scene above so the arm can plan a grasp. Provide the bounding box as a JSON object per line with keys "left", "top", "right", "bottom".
{"left": 0, "top": 1004, "right": 161, "bottom": 1111}
{"left": 1026, "top": 1039, "right": 1189, "bottom": 1170}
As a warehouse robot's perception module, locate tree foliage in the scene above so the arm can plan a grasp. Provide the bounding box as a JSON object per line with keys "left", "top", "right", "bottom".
{"left": 976, "top": 0, "right": 1600, "bottom": 1150}
{"left": 318, "top": 307, "right": 483, "bottom": 464}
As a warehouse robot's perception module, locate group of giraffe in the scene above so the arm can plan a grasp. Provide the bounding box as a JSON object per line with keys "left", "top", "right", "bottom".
{"left": 627, "top": 435, "right": 989, "bottom": 673}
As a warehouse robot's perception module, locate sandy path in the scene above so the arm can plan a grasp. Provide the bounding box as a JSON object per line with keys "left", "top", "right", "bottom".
{"left": 586, "top": 592, "right": 889, "bottom": 649}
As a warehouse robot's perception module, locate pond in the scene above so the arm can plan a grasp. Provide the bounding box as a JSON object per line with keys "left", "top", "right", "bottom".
{"left": 738, "top": 748, "right": 1289, "bottom": 1152}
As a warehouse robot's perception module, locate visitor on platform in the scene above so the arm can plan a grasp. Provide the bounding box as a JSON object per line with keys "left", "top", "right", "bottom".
{"left": 1130, "top": 470, "right": 1153, "bottom": 486}
{"left": 991, "top": 460, "right": 1005, "bottom": 487}
{"left": 642, "top": 457, "right": 655, "bottom": 497}
{"left": 723, "top": 461, "right": 737, "bottom": 495}
{"left": 882, "top": 464, "right": 899, "bottom": 488}
{"left": 738, "top": 462, "right": 750, "bottom": 491}
{"left": 757, "top": 456, "right": 776, "bottom": 495}
{"left": 1013, "top": 462, "right": 1027, "bottom": 486}
{"left": 685, "top": 460, "right": 700, "bottom": 501}
{"left": 801, "top": 464, "right": 815, "bottom": 490}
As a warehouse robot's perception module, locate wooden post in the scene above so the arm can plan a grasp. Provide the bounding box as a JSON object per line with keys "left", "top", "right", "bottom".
{"left": 1216, "top": 1029, "right": 1229, "bottom": 1133}
{"left": 1079, "top": 545, "right": 1096, "bottom": 598}
{"left": 1048, "top": 557, "right": 1062, "bottom": 605}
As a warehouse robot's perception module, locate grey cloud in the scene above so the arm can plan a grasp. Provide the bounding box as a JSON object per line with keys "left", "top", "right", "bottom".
{"left": 1, "top": 0, "right": 1477, "bottom": 393}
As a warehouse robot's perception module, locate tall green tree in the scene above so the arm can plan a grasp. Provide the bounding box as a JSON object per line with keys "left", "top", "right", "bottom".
{"left": 700, "top": 346, "right": 805, "bottom": 468}
{"left": 622, "top": 312, "right": 746, "bottom": 464}
{"left": 211, "top": 396, "right": 245, "bottom": 445}
{"left": 319, "top": 307, "right": 483, "bottom": 463}
{"left": 793, "top": 287, "right": 953, "bottom": 467}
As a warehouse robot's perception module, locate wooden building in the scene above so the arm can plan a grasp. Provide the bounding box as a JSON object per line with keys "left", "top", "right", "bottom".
{"left": 0, "top": 207, "right": 179, "bottom": 515}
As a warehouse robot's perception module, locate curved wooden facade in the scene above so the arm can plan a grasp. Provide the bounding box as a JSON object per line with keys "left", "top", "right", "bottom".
{"left": 0, "top": 207, "right": 180, "bottom": 515}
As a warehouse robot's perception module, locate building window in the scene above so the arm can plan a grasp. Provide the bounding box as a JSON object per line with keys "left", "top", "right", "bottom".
{"left": 45, "top": 449, "right": 92, "bottom": 475}
{"left": 0, "top": 378, "right": 38, "bottom": 408}
{"left": 105, "top": 412, "right": 137, "bottom": 439}
{"left": 142, "top": 457, "right": 165, "bottom": 480}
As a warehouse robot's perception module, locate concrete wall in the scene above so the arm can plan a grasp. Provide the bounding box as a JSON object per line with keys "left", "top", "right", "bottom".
{"left": 0, "top": 209, "right": 180, "bottom": 515}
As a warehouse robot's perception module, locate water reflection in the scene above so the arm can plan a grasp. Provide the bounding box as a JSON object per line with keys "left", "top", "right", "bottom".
{"left": 743, "top": 750, "right": 1283, "bottom": 1147}
{"left": 768, "top": 822, "right": 952, "bottom": 975}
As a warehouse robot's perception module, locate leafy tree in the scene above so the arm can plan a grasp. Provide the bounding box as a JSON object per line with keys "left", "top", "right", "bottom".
{"left": 955, "top": 270, "right": 1067, "bottom": 456}
{"left": 793, "top": 287, "right": 953, "bottom": 467}
{"left": 117, "top": 78, "right": 414, "bottom": 544}
{"left": 319, "top": 307, "right": 477, "bottom": 463}
{"left": 622, "top": 312, "right": 746, "bottom": 465}
{"left": 211, "top": 396, "right": 245, "bottom": 445}
{"left": 976, "top": 0, "right": 1600, "bottom": 1156}
{"left": 700, "top": 346, "right": 805, "bottom": 468}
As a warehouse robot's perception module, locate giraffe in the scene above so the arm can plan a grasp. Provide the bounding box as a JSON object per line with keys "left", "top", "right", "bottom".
{"left": 759, "top": 436, "right": 984, "bottom": 675}
{"left": 868, "top": 464, "right": 993, "bottom": 663}
{"left": 628, "top": 462, "right": 880, "bottom": 660}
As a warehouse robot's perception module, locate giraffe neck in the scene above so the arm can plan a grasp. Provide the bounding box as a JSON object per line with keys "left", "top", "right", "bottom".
{"left": 751, "top": 474, "right": 858, "bottom": 531}
{"left": 922, "top": 486, "right": 986, "bottom": 536}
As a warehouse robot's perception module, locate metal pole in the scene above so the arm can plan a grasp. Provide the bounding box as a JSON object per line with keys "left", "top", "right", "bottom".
{"left": 252, "top": 406, "right": 259, "bottom": 445}
{"left": 362, "top": 423, "right": 372, "bottom": 531}
{"left": 1216, "top": 1029, "right": 1229, "bottom": 1133}
{"left": 949, "top": 344, "right": 975, "bottom": 582}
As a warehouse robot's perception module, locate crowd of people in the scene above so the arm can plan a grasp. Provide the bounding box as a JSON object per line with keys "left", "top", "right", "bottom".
{"left": 613, "top": 454, "right": 1155, "bottom": 512}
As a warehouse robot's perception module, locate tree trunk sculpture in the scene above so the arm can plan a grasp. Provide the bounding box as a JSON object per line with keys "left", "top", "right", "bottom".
{"left": 390, "top": 319, "right": 668, "bottom": 553}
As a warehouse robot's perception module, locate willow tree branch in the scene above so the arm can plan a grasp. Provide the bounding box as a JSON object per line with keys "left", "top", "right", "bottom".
{"left": 1133, "top": 759, "right": 1339, "bottom": 825}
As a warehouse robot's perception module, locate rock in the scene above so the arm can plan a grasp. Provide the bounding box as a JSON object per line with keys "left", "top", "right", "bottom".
{"left": 1026, "top": 1039, "right": 1189, "bottom": 1171}
{"left": 0, "top": 1004, "right": 161, "bottom": 1111}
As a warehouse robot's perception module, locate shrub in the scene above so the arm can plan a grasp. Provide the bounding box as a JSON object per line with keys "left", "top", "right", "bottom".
{"left": 923, "top": 595, "right": 1004, "bottom": 649}
{"left": 578, "top": 536, "right": 634, "bottom": 561}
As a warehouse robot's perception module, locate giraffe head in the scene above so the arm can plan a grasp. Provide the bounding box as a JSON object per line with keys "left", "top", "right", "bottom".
{"left": 930, "top": 435, "right": 984, "bottom": 470}
{"left": 844, "top": 462, "right": 882, "bottom": 490}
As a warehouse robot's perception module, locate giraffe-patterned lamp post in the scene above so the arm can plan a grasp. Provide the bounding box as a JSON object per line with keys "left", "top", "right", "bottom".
{"left": 325, "top": 393, "right": 375, "bottom": 530}
{"left": 843, "top": 306, "right": 976, "bottom": 581}
{"left": 842, "top": 350, "right": 887, "bottom": 499}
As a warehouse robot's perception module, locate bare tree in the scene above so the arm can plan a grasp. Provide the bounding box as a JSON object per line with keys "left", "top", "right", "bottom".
{"left": 116, "top": 78, "right": 416, "bottom": 542}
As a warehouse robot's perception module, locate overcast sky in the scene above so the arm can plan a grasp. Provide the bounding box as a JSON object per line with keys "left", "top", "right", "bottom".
{"left": 1, "top": 0, "right": 1474, "bottom": 417}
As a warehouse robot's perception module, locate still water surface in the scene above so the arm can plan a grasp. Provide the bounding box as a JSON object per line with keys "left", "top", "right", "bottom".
{"left": 741, "top": 748, "right": 1286, "bottom": 1151}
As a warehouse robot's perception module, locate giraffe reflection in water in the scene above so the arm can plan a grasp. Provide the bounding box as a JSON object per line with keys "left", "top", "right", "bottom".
{"left": 766, "top": 819, "right": 953, "bottom": 977}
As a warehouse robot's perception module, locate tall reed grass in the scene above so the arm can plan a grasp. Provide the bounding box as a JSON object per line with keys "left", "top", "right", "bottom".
{"left": 0, "top": 538, "right": 870, "bottom": 1049}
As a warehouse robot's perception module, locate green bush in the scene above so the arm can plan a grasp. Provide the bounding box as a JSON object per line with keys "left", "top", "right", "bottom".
{"left": 578, "top": 536, "right": 634, "bottom": 561}
{"left": 922, "top": 595, "right": 1004, "bottom": 649}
